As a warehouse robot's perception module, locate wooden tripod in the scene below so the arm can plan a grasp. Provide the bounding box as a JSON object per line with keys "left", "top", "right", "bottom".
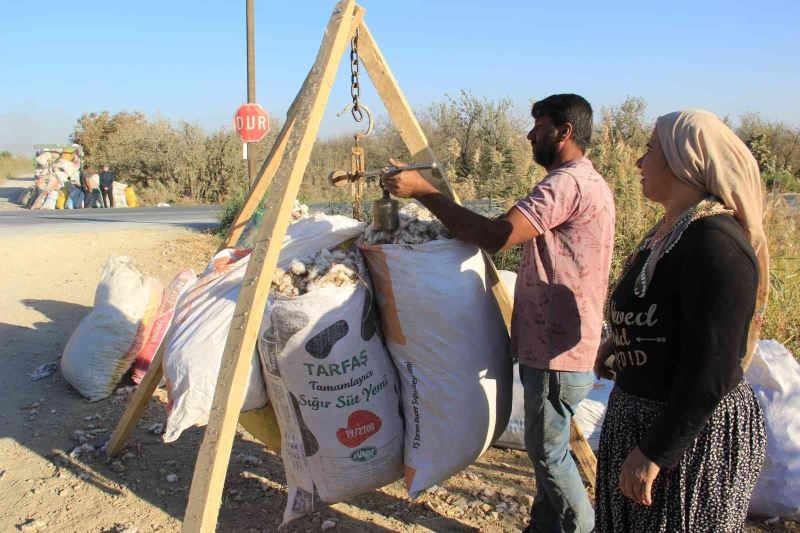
{"left": 105, "top": 3, "right": 596, "bottom": 530}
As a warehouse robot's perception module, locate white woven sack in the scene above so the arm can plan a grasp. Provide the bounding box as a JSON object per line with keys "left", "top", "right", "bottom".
{"left": 35, "top": 152, "right": 54, "bottom": 167}
{"left": 747, "top": 340, "right": 800, "bottom": 520}
{"left": 41, "top": 190, "right": 58, "bottom": 209}
{"left": 260, "top": 275, "right": 404, "bottom": 523}
{"left": 61, "top": 255, "right": 163, "bottom": 401}
{"left": 112, "top": 182, "right": 128, "bottom": 207}
{"left": 360, "top": 239, "right": 513, "bottom": 498}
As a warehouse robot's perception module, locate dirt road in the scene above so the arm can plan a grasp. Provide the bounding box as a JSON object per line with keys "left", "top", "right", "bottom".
{"left": 0, "top": 227, "right": 794, "bottom": 532}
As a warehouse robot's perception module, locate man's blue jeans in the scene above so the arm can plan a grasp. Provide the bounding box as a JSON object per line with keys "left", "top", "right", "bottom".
{"left": 520, "top": 364, "right": 595, "bottom": 533}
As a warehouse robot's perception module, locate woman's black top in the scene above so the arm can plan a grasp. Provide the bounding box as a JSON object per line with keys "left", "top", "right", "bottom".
{"left": 608, "top": 214, "right": 758, "bottom": 467}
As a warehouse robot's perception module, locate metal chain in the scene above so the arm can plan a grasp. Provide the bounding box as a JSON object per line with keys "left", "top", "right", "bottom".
{"left": 350, "top": 29, "right": 364, "bottom": 122}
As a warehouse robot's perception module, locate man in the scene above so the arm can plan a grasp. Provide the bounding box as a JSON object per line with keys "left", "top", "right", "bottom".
{"left": 99, "top": 165, "right": 115, "bottom": 208}
{"left": 383, "top": 94, "right": 615, "bottom": 533}
{"left": 78, "top": 166, "right": 92, "bottom": 209}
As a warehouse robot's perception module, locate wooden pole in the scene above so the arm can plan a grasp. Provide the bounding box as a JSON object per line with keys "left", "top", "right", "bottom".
{"left": 105, "top": 346, "right": 165, "bottom": 457}
{"left": 246, "top": 0, "right": 258, "bottom": 185}
{"left": 181, "top": 3, "right": 364, "bottom": 530}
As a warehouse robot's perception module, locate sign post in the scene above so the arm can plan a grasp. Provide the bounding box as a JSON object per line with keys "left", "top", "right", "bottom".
{"left": 245, "top": 0, "right": 258, "bottom": 184}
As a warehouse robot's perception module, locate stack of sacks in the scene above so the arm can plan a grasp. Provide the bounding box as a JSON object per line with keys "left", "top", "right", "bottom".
{"left": 358, "top": 202, "right": 513, "bottom": 498}
{"left": 30, "top": 147, "right": 82, "bottom": 210}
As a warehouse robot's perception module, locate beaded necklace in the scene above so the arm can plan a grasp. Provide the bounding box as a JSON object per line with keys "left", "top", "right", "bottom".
{"left": 606, "top": 197, "right": 734, "bottom": 313}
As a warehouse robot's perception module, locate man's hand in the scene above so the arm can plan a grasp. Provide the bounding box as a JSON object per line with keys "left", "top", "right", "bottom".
{"left": 381, "top": 158, "right": 438, "bottom": 199}
{"left": 619, "top": 447, "right": 660, "bottom": 506}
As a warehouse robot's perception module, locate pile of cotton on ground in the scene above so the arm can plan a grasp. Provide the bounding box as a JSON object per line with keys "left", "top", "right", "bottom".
{"left": 361, "top": 202, "right": 451, "bottom": 245}
{"left": 271, "top": 247, "right": 362, "bottom": 297}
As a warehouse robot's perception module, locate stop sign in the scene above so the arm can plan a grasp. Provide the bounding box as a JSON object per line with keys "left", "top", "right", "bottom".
{"left": 234, "top": 103, "right": 269, "bottom": 143}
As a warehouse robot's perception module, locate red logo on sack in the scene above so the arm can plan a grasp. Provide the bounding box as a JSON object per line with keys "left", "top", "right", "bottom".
{"left": 336, "top": 410, "right": 382, "bottom": 448}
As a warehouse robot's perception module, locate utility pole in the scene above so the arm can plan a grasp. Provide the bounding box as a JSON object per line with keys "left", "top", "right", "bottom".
{"left": 246, "top": 0, "right": 257, "bottom": 185}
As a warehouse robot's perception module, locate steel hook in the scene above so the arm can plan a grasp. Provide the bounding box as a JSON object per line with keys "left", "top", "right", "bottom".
{"left": 337, "top": 103, "right": 374, "bottom": 139}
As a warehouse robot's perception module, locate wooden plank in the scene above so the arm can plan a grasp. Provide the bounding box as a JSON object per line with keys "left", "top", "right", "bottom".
{"left": 356, "top": 23, "right": 456, "bottom": 200}
{"left": 105, "top": 345, "right": 165, "bottom": 457}
{"left": 570, "top": 419, "right": 597, "bottom": 489}
{"left": 181, "top": 3, "right": 364, "bottom": 531}
{"left": 358, "top": 21, "right": 594, "bottom": 483}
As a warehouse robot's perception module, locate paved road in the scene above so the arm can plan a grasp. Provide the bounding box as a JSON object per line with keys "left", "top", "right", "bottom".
{"left": 0, "top": 205, "right": 222, "bottom": 235}
{"left": 0, "top": 172, "right": 222, "bottom": 235}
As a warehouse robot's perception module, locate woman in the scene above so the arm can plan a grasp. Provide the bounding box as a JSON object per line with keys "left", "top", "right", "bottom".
{"left": 594, "top": 109, "right": 769, "bottom": 532}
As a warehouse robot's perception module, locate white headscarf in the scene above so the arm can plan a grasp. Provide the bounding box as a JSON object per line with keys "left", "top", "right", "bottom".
{"left": 656, "top": 109, "right": 769, "bottom": 368}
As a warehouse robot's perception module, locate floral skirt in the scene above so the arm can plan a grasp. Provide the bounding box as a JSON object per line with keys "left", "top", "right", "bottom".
{"left": 595, "top": 381, "right": 766, "bottom": 533}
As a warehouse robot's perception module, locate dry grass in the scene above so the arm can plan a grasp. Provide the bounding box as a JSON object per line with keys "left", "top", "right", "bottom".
{"left": 763, "top": 195, "right": 800, "bottom": 355}
{"left": 0, "top": 153, "right": 31, "bottom": 185}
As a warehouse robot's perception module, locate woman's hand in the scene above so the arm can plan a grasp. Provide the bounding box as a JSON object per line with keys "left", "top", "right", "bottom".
{"left": 619, "top": 447, "right": 660, "bottom": 506}
{"left": 594, "top": 337, "right": 615, "bottom": 379}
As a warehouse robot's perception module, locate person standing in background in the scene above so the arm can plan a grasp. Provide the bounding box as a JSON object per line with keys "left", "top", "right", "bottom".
{"left": 78, "top": 166, "right": 92, "bottom": 209}
{"left": 99, "top": 165, "right": 115, "bottom": 208}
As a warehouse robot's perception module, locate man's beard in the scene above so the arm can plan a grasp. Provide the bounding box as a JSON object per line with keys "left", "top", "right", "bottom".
{"left": 533, "top": 131, "right": 558, "bottom": 168}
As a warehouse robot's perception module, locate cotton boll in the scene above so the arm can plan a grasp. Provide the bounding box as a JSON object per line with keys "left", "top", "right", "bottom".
{"left": 360, "top": 202, "right": 451, "bottom": 245}
{"left": 289, "top": 259, "right": 306, "bottom": 276}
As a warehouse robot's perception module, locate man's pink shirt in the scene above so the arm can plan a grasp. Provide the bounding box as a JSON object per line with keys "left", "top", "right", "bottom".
{"left": 511, "top": 157, "right": 615, "bottom": 372}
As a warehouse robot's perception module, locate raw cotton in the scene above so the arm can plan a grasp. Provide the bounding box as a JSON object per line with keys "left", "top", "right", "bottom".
{"left": 291, "top": 200, "right": 310, "bottom": 221}
{"left": 360, "top": 202, "right": 451, "bottom": 245}
{"left": 259, "top": 250, "right": 404, "bottom": 523}
{"left": 271, "top": 248, "right": 362, "bottom": 297}
{"left": 61, "top": 255, "right": 163, "bottom": 401}
{"left": 358, "top": 238, "right": 512, "bottom": 498}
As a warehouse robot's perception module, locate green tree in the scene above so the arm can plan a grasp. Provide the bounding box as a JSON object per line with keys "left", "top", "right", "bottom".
{"left": 737, "top": 112, "right": 800, "bottom": 175}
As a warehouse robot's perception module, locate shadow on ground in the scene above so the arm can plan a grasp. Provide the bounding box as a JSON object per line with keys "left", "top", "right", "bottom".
{"left": 0, "top": 299, "right": 477, "bottom": 532}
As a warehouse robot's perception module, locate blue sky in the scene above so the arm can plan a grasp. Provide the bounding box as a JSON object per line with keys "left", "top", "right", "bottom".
{"left": 1, "top": 0, "right": 798, "bottom": 154}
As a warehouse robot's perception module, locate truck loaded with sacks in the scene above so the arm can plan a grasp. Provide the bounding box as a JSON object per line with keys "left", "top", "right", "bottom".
{"left": 17, "top": 144, "right": 139, "bottom": 209}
